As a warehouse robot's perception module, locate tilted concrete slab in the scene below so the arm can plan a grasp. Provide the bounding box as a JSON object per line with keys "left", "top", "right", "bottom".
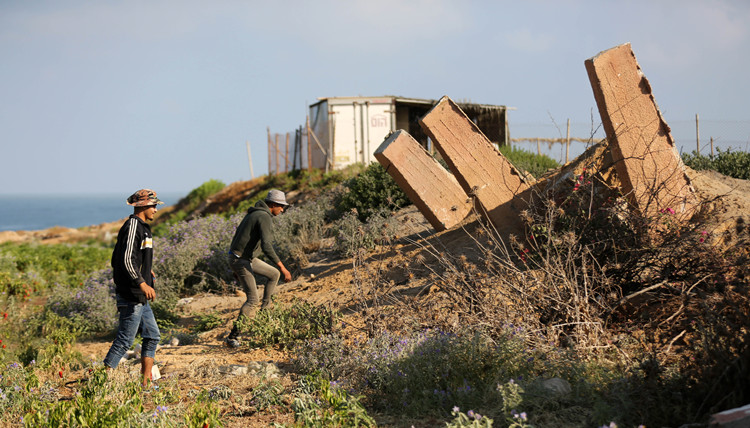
{"left": 419, "top": 96, "right": 531, "bottom": 234}
{"left": 585, "top": 43, "right": 698, "bottom": 220}
{"left": 375, "top": 130, "right": 472, "bottom": 232}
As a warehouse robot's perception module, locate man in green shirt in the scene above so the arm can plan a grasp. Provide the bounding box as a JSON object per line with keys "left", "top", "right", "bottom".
{"left": 225, "top": 189, "right": 292, "bottom": 347}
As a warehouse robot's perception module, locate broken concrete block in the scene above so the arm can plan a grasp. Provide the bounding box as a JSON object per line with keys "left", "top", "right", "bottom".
{"left": 375, "top": 130, "right": 472, "bottom": 231}
{"left": 585, "top": 43, "right": 698, "bottom": 221}
{"left": 419, "top": 96, "right": 531, "bottom": 234}
{"left": 710, "top": 403, "right": 750, "bottom": 428}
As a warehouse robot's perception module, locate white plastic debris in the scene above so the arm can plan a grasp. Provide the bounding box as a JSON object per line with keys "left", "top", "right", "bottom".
{"left": 151, "top": 365, "right": 161, "bottom": 381}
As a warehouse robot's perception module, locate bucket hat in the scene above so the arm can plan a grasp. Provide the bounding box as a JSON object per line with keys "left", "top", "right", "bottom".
{"left": 127, "top": 189, "right": 164, "bottom": 207}
{"left": 265, "top": 189, "right": 288, "bottom": 206}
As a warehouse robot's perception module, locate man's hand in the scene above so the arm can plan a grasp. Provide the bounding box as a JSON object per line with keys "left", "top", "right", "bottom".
{"left": 277, "top": 262, "right": 292, "bottom": 283}
{"left": 139, "top": 282, "right": 156, "bottom": 301}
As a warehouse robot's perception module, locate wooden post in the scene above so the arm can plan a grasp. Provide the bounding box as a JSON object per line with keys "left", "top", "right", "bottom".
{"left": 284, "top": 133, "right": 290, "bottom": 173}
{"left": 710, "top": 137, "right": 715, "bottom": 157}
{"left": 536, "top": 138, "right": 541, "bottom": 156}
{"left": 306, "top": 116, "right": 313, "bottom": 172}
{"left": 246, "top": 141, "right": 254, "bottom": 179}
{"left": 565, "top": 118, "right": 571, "bottom": 163}
{"left": 696, "top": 113, "right": 700, "bottom": 154}
{"left": 267, "top": 127, "right": 272, "bottom": 176}
{"left": 274, "top": 134, "right": 279, "bottom": 176}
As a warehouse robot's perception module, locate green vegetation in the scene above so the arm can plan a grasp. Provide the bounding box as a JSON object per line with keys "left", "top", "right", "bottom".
{"left": 682, "top": 147, "right": 750, "bottom": 179}
{"left": 499, "top": 144, "right": 559, "bottom": 178}
{"left": 334, "top": 162, "right": 410, "bottom": 222}
{"left": 235, "top": 300, "right": 340, "bottom": 349}
{"left": 291, "top": 373, "right": 375, "bottom": 427}
{"left": 0, "top": 242, "right": 110, "bottom": 295}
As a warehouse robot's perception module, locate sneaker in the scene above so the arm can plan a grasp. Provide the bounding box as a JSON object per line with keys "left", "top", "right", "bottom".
{"left": 225, "top": 339, "right": 241, "bottom": 349}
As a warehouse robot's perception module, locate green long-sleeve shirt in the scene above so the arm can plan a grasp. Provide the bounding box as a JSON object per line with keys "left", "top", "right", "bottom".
{"left": 228, "top": 200, "right": 281, "bottom": 264}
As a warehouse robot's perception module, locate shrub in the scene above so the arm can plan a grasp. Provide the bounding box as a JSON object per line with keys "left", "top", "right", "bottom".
{"left": 191, "top": 312, "right": 223, "bottom": 333}
{"left": 292, "top": 373, "right": 375, "bottom": 427}
{"left": 0, "top": 242, "right": 110, "bottom": 294}
{"left": 235, "top": 300, "right": 340, "bottom": 349}
{"left": 154, "top": 214, "right": 241, "bottom": 297}
{"left": 45, "top": 268, "right": 117, "bottom": 334}
{"left": 499, "top": 145, "right": 560, "bottom": 178}
{"left": 272, "top": 192, "right": 334, "bottom": 265}
{"left": 292, "top": 327, "right": 546, "bottom": 420}
{"left": 682, "top": 148, "right": 750, "bottom": 179}
{"left": 335, "top": 162, "right": 410, "bottom": 222}
{"left": 331, "top": 208, "right": 401, "bottom": 257}
{"left": 19, "top": 312, "right": 85, "bottom": 369}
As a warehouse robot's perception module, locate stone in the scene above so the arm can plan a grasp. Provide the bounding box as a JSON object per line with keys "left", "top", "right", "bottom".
{"left": 176, "top": 297, "right": 194, "bottom": 306}
{"left": 419, "top": 96, "right": 531, "bottom": 235}
{"left": 218, "top": 364, "right": 248, "bottom": 376}
{"left": 585, "top": 43, "right": 698, "bottom": 221}
{"left": 374, "top": 129, "right": 472, "bottom": 231}
{"left": 169, "top": 337, "right": 179, "bottom": 346}
{"left": 540, "top": 377, "right": 572, "bottom": 396}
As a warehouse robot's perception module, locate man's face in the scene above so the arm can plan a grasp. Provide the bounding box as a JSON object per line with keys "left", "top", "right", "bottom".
{"left": 269, "top": 204, "right": 285, "bottom": 216}
{"left": 143, "top": 204, "right": 158, "bottom": 221}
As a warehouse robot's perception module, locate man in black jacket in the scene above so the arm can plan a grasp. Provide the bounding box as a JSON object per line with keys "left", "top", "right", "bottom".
{"left": 104, "top": 189, "right": 163, "bottom": 386}
{"left": 225, "top": 189, "right": 292, "bottom": 347}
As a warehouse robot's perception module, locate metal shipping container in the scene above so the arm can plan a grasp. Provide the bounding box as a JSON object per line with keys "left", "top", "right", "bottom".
{"left": 308, "top": 96, "right": 508, "bottom": 171}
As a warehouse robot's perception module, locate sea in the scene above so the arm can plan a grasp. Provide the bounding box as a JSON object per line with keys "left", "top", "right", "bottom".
{"left": 0, "top": 193, "right": 185, "bottom": 232}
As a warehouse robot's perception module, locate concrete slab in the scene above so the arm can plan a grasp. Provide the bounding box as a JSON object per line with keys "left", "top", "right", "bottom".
{"left": 585, "top": 43, "right": 698, "bottom": 221}
{"left": 419, "top": 96, "right": 530, "bottom": 234}
{"left": 375, "top": 130, "right": 472, "bottom": 231}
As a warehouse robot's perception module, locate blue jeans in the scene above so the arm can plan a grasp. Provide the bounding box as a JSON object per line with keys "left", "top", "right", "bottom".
{"left": 103, "top": 295, "right": 161, "bottom": 369}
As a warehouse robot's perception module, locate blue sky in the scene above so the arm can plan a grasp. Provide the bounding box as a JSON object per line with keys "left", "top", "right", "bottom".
{"left": 1, "top": 0, "right": 748, "bottom": 195}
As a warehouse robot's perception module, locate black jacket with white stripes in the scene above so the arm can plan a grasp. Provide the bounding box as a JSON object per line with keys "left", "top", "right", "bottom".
{"left": 111, "top": 214, "right": 154, "bottom": 304}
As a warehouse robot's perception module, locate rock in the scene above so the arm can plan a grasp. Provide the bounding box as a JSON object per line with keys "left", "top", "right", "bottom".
{"left": 219, "top": 364, "right": 248, "bottom": 376}
{"left": 710, "top": 403, "right": 750, "bottom": 428}
{"left": 169, "top": 337, "right": 179, "bottom": 346}
{"left": 247, "top": 361, "right": 280, "bottom": 378}
{"left": 125, "top": 350, "right": 136, "bottom": 360}
{"left": 176, "top": 297, "right": 194, "bottom": 306}
{"left": 134, "top": 343, "right": 142, "bottom": 355}
{"left": 540, "top": 377, "right": 572, "bottom": 397}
